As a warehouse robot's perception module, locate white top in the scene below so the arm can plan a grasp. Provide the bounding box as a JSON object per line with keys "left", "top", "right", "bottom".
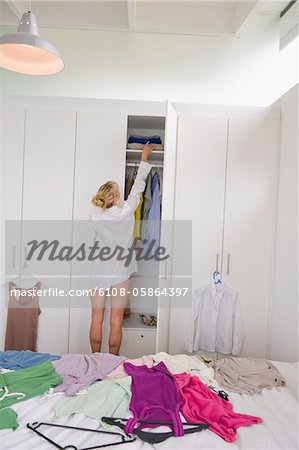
{"left": 153, "top": 352, "right": 216, "bottom": 386}
{"left": 183, "top": 282, "right": 245, "bottom": 356}
{"left": 87, "top": 161, "right": 151, "bottom": 289}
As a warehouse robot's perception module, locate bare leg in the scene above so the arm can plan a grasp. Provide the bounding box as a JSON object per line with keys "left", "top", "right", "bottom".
{"left": 89, "top": 290, "right": 106, "bottom": 353}
{"left": 109, "top": 280, "right": 129, "bottom": 355}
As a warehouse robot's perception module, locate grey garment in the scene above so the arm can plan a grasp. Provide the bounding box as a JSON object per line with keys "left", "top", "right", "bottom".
{"left": 213, "top": 357, "right": 286, "bottom": 394}
{"left": 141, "top": 172, "right": 152, "bottom": 239}
{"left": 142, "top": 173, "right": 152, "bottom": 220}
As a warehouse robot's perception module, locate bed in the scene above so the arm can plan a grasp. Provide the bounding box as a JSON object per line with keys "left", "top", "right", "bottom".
{"left": 0, "top": 359, "right": 298, "bottom": 450}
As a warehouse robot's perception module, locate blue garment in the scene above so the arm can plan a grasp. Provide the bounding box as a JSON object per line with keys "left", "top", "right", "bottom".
{"left": 144, "top": 173, "right": 161, "bottom": 256}
{"left": 0, "top": 351, "right": 60, "bottom": 370}
{"left": 128, "top": 135, "right": 162, "bottom": 145}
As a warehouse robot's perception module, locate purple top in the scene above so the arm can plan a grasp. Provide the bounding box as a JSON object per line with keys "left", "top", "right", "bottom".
{"left": 53, "top": 353, "right": 126, "bottom": 396}
{"left": 124, "top": 361, "right": 184, "bottom": 436}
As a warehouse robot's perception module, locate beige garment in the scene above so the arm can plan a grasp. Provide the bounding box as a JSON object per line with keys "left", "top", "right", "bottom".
{"left": 213, "top": 357, "right": 286, "bottom": 394}
{"left": 4, "top": 281, "right": 41, "bottom": 352}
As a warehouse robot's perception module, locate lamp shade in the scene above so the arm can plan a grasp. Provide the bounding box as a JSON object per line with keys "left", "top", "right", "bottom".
{"left": 0, "top": 12, "right": 64, "bottom": 75}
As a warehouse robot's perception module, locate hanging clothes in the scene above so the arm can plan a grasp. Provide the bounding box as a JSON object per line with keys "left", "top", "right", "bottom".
{"left": 140, "top": 173, "right": 152, "bottom": 239}
{"left": 5, "top": 281, "right": 41, "bottom": 352}
{"left": 184, "top": 282, "right": 245, "bottom": 356}
{"left": 133, "top": 194, "right": 143, "bottom": 240}
{"left": 174, "top": 372, "right": 262, "bottom": 442}
{"left": 213, "top": 357, "right": 286, "bottom": 394}
{"left": 123, "top": 361, "right": 184, "bottom": 437}
{"left": 0, "top": 350, "right": 60, "bottom": 370}
{"left": 125, "top": 171, "right": 135, "bottom": 200}
{"left": 53, "top": 353, "right": 126, "bottom": 396}
{"left": 144, "top": 172, "right": 161, "bottom": 256}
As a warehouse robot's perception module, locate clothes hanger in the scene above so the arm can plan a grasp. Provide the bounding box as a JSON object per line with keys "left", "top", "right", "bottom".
{"left": 27, "top": 422, "right": 136, "bottom": 450}
{"left": 0, "top": 386, "right": 26, "bottom": 402}
{"left": 102, "top": 417, "right": 208, "bottom": 444}
{"left": 213, "top": 270, "right": 222, "bottom": 286}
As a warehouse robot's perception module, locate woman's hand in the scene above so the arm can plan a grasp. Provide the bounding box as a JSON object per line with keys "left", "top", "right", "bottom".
{"left": 141, "top": 142, "right": 155, "bottom": 162}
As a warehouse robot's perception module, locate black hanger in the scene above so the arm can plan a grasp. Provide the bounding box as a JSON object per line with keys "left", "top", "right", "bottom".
{"left": 27, "top": 421, "right": 135, "bottom": 450}
{"left": 102, "top": 417, "right": 209, "bottom": 444}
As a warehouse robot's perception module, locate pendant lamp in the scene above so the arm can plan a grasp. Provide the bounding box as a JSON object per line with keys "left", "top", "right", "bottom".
{"left": 0, "top": 9, "right": 64, "bottom": 75}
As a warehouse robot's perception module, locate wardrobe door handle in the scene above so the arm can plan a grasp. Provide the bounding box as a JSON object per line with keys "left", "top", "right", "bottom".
{"left": 12, "top": 245, "right": 16, "bottom": 268}
{"left": 24, "top": 245, "right": 28, "bottom": 264}
{"left": 226, "top": 253, "right": 230, "bottom": 276}
{"left": 164, "top": 259, "right": 168, "bottom": 281}
{"left": 215, "top": 253, "right": 219, "bottom": 272}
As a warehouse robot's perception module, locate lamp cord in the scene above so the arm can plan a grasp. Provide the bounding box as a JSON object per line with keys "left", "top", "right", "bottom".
{"left": 28, "top": 0, "right": 31, "bottom": 13}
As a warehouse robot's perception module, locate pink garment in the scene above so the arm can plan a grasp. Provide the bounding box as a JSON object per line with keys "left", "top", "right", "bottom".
{"left": 124, "top": 362, "right": 184, "bottom": 436}
{"left": 106, "top": 355, "right": 154, "bottom": 379}
{"left": 174, "top": 372, "right": 262, "bottom": 442}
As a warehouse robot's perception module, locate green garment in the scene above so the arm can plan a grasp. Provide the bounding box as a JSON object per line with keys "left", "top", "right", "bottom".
{"left": 55, "top": 376, "right": 131, "bottom": 427}
{"left": 0, "top": 361, "right": 62, "bottom": 411}
{"left": 141, "top": 173, "right": 152, "bottom": 239}
{"left": 0, "top": 408, "right": 18, "bottom": 430}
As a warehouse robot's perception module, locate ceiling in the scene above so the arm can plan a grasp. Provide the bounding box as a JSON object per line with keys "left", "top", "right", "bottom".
{"left": 0, "top": 0, "right": 294, "bottom": 37}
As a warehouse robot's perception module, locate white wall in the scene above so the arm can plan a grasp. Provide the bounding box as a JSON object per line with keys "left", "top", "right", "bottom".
{"left": 268, "top": 84, "right": 298, "bottom": 362}
{"left": 0, "top": 12, "right": 297, "bottom": 106}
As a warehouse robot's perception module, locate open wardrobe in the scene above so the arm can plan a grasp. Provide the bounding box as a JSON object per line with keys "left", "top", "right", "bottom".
{"left": 1, "top": 94, "right": 287, "bottom": 361}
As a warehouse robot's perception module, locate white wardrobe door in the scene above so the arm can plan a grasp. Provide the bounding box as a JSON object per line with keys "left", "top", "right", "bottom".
{"left": 222, "top": 117, "right": 280, "bottom": 357}
{"left": 69, "top": 111, "right": 127, "bottom": 353}
{"left": 156, "top": 102, "right": 178, "bottom": 353}
{"left": 2, "top": 107, "right": 25, "bottom": 274}
{"left": 169, "top": 116, "right": 228, "bottom": 354}
{"left": 22, "top": 108, "right": 76, "bottom": 220}
{"left": 22, "top": 108, "right": 76, "bottom": 354}
{"left": 1, "top": 107, "right": 25, "bottom": 350}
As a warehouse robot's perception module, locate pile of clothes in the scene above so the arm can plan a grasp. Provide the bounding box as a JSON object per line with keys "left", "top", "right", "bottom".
{"left": 127, "top": 135, "right": 163, "bottom": 151}
{"left": 0, "top": 350, "right": 286, "bottom": 446}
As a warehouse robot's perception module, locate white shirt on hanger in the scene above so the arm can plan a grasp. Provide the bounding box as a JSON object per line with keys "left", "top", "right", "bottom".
{"left": 183, "top": 282, "right": 245, "bottom": 356}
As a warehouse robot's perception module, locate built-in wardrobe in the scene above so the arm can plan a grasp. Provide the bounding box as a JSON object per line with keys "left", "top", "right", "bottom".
{"left": 168, "top": 105, "right": 281, "bottom": 357}
{"left": 1, "top": 97, "right": 281, "bottom": 359}
{"left": 1, "top": 97, "right": 177, "bottom": 358}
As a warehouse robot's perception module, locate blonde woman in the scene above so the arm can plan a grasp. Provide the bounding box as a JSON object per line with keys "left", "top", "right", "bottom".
{"left": 88, "top": 142, "right": 154, "bottom": 355}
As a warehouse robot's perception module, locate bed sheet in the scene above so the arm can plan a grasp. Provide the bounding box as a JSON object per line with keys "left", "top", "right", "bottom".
{"left": 0, "top": 361, "right": 298, "bottom": 450}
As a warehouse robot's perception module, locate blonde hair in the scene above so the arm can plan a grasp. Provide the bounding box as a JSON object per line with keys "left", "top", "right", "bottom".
{"left": 91, "top": 181, "right": 118, "bottom": 210}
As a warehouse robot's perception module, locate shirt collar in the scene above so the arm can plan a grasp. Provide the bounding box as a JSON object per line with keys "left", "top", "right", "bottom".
{"left": 211, "top": 281, "right": 224, "bottom": 299}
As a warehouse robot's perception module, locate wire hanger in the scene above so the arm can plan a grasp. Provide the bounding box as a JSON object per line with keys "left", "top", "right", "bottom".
{"left": 27, "top": 421, "right": 136, "bottom": 450}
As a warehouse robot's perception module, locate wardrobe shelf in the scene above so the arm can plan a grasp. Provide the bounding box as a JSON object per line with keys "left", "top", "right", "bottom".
{"left": 126, "top": 149, "right": 164, "bottom": 154}
{"left": 126, "top": 149, "right": 164, "bottom": 163}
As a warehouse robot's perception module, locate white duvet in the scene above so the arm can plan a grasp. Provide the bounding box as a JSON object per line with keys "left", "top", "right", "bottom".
{"left": 0, "top": 361, "right": 298, "bottom": 450}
